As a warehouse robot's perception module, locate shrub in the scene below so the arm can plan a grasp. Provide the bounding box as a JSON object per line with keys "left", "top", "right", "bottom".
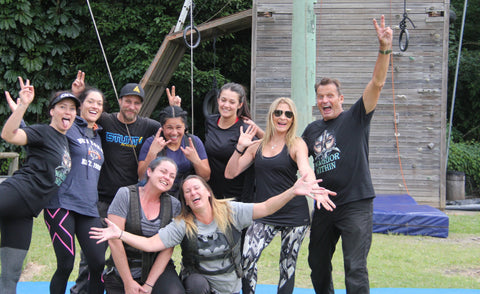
{"left": 448, "top": 141, "right": 480, "bottom": 195}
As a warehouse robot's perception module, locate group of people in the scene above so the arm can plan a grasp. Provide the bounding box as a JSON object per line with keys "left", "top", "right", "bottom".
{"left": 0, "top": 15, "right": 393, "bottom": 294}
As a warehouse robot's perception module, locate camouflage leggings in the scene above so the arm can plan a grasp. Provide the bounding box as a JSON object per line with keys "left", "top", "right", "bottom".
{"left": 241, "top": 222, "right": 309, "bottom": 294}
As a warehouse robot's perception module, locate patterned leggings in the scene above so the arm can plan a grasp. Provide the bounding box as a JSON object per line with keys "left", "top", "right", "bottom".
{"left": 44, "top": 208, "right": 105, "bottom": 294}
{"left": 241, "top": 221, "right": 309, "bottom": 294}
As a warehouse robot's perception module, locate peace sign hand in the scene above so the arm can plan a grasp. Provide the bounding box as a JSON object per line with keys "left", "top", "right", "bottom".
{"left": 166, "top": 86, "right": 181, "bottom": 107}
{"left": 373, "top": 15, "right": 393, "bottom": 49}
{"left": 71, "top": 70, "right": 85, "bottom": 96}
{"left": 17, "top": 77, "right": 34, "bottom": 107}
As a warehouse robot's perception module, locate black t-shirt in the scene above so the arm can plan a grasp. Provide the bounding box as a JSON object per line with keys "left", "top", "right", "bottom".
{"left": 254, "top": 145, "right": 309, "bottom": 226}
{"left": 97, "top": 113, "right": 161, "bottom": 203}
{"left": 2, "top": 124, "right": 71, "bottom": 216}
{"left": 302, "top": 97, "right": 376, "bottom": 206}
{"left": 204, "top": 114, "right": 255, "bottom": 201}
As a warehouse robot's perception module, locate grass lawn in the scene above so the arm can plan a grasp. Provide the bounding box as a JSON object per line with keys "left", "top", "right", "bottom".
{"left": 8, "top": 210, "right": 480, "bottom": 289}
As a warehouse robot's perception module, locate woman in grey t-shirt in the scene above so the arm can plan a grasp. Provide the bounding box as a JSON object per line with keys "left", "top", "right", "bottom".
{"left": 91, "top": 174, "right": 334, "bottom": 294}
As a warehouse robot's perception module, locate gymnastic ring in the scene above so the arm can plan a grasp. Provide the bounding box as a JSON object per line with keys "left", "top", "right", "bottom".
{"left": 183, "top": 25, "right": 201, "bottom": 49}
{"left": 203, "top": 88, "right": 219, "bottom": 117}
{"left": 399, "top": 29, "right": 409, "bottom": 52}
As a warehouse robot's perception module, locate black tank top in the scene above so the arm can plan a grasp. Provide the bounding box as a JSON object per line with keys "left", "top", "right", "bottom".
{"left": 254, "top": 145, "right": 310, "bottom": 226}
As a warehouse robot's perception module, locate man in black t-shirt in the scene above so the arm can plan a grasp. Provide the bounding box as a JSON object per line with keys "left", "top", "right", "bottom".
{"left": 302, "top": 16, "right": 393, "bottom": 294}
{"left": 70, "top": 72, "right": 160, "bottom": 294}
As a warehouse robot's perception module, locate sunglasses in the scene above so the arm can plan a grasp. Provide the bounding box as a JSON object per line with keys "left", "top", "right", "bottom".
{"left": 273, "top": 110, "right": 294, "bottom": 119}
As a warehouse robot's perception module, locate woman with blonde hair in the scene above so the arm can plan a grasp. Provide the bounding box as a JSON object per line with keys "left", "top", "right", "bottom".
{"left": 90, "top": 173, "right": 333, "bottom": 294}
{"left": 224, "top": 97, "right": 336, "bottom": 294}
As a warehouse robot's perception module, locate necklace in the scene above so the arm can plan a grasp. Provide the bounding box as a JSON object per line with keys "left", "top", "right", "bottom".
{"left": 271, "top": 143, "right": 277, "bottom": 150}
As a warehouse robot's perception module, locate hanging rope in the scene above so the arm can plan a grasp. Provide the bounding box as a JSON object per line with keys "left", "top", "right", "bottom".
{"left": 86, "top": 0, "right": 139, "bottom": 163}
{"left": 85, "top": 0, "right": 119, "bottom": 100}
{"left": 446, "top": 0, "right": 469, "bottom": 170}
{"left": 189, "top": 1, "right": 195, "bottom": 134}
{"left": 389, "top": 1, "right": 410, "bottom": 194}
{"left": 399, "top": 0, "right": 416, "bottom": 52}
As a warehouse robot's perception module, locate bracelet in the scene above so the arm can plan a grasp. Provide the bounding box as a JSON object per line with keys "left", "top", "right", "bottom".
{"left": 379, "top": 49, "right": 392, "bottom": 55}
{"left": 145, "top": 282, "right": 154, "bottom": 288}
{"left": 118, "top": 230, "right": 123, "bottom": 240}
{"left": 235, "top": 145, "right": 245, "bottom": 155}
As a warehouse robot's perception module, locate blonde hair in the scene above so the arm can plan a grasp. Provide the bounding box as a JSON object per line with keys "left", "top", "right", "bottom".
{"left": 260, "top": 97, "right": 298, "bottom": 153}
{"left": 177, "top": 175, "right": 234, "bottom": 239}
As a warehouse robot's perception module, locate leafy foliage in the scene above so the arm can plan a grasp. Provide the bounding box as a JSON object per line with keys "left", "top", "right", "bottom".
{"left": 447, "top": 141, "right": 480, "bottom": 195}
{"left": 448, "top": 0, "right": 480, "bottom": 141}
{"left": 0, "top": 0, "right": 252, "bottom": 160}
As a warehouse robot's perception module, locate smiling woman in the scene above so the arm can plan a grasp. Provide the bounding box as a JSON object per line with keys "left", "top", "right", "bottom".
{"left": 43, "top": 86, "right": 106, "bottom": 294}
{"left": 0, "top": 77, "right": 79, "bottom": 293}
{"left": 224, "top": 97, "right": 336, "bottom": 294}
{"left": 89, "top": 173, "right": 330, "bottom": 294}
{"left": 137, "top": 105, "right": 210, "bottom": 198}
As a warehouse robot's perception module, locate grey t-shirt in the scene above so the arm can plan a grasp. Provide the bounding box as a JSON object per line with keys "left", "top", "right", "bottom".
{"left": 108, "top": 186, "right": 181, "bottom": 278}
{"left": 158, "top": 201, "right": 254, "bottom": 294}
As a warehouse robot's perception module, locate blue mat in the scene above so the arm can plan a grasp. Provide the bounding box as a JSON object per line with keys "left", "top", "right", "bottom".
{"left": 17, "top": 282, "right": 480, "bottom": 293}
{"left": 373, "top": 194, "right": 449, "bottom": 238}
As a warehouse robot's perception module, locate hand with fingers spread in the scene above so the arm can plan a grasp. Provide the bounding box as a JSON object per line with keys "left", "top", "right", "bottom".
{"left": 90, "top": 218, "right": 122, "bottom": 244}
{"left": 237, "top": 124, "right": 258, "bottom": 151}
{"left": 307, "top": 182, "right": 337, "bottom": 211}
{"left": 166, "top": 86, "right": 181, "bottom": 107}
{"left": 71, "top": 70, "right": 86, "bottom": 96}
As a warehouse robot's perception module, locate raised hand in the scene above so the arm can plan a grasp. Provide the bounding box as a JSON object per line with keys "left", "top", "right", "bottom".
{"left": 17, "top": 77, "right": 34, "bottom": 106}
{"left": 4, "top": 91, "right": 19, "bottom": 112}
{"left": 71, "top": 70, "right": 85, "bottom": 96}
{"left": 181, "top": 136, "right": 200, "bottom": 162}
{"left": 149, "top": 128, "right": 170, "bottom": 155}
{"left": 373, "top": 15, "right": 393, "bottom": 49}
{"left": 237, "top": 125, "right": 258, "bottom": 150}
{"left": 166, "top": 86, "right": 181, "bottom": 107}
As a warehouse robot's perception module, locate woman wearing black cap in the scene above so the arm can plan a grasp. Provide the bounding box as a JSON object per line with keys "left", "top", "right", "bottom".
{"left": 0, "top": 77, "right": 79, "bottom": 293}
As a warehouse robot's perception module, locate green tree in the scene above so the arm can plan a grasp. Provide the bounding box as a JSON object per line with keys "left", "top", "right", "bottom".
{"left": 0, "top": 0, "right": 252, "bottom": 168}
{"left": 448, "top": 0, "right": 480, "bottom": 141}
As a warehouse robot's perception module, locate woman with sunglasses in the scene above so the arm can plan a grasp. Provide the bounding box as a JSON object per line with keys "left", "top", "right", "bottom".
{"left": 90, "top": 173, "right": 331, "bottom": 294}
{"left": 224, "top": 97, "right": 336, "bottom": 294}
{"left": 0, "top": 77, "right": 79, "bottom": 293}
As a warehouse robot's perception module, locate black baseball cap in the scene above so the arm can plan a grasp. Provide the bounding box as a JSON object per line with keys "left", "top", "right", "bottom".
{"left": 119, "top": 83, "right": 145, "bottom": 101}
{"left": 48, "top": 92, "right": 81, "bottom": 110}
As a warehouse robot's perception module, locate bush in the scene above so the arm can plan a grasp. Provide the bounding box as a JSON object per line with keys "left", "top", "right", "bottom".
{"left": 448, "top": 141, "right": 480, "bottom": 195}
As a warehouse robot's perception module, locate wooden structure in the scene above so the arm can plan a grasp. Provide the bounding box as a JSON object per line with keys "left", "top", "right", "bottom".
{"left": 140, "top": 0, "right": 449, "bottom": 208}
{"left": 139, "top": 9, "right": 252, "bottom": 117}
{"left": 251, "top": 0, "right": 449, "bottom": 208}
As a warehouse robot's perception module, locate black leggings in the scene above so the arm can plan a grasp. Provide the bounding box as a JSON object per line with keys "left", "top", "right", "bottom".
{"left": 44, "top": 208, "right": 105, "bottom": 294}
{"left": 0, "top": 183, "right": 36, "bottom": 251}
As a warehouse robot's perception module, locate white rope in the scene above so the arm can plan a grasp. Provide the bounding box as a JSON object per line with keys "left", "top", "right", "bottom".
{"left": 190, "top": 0, "right": 195, "bottom": 134}
{"left": 86, "top": 0, "right": 138, "bottom": 163}
{"left": 86, "top": 0, "right": 119, "bottom": 100}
